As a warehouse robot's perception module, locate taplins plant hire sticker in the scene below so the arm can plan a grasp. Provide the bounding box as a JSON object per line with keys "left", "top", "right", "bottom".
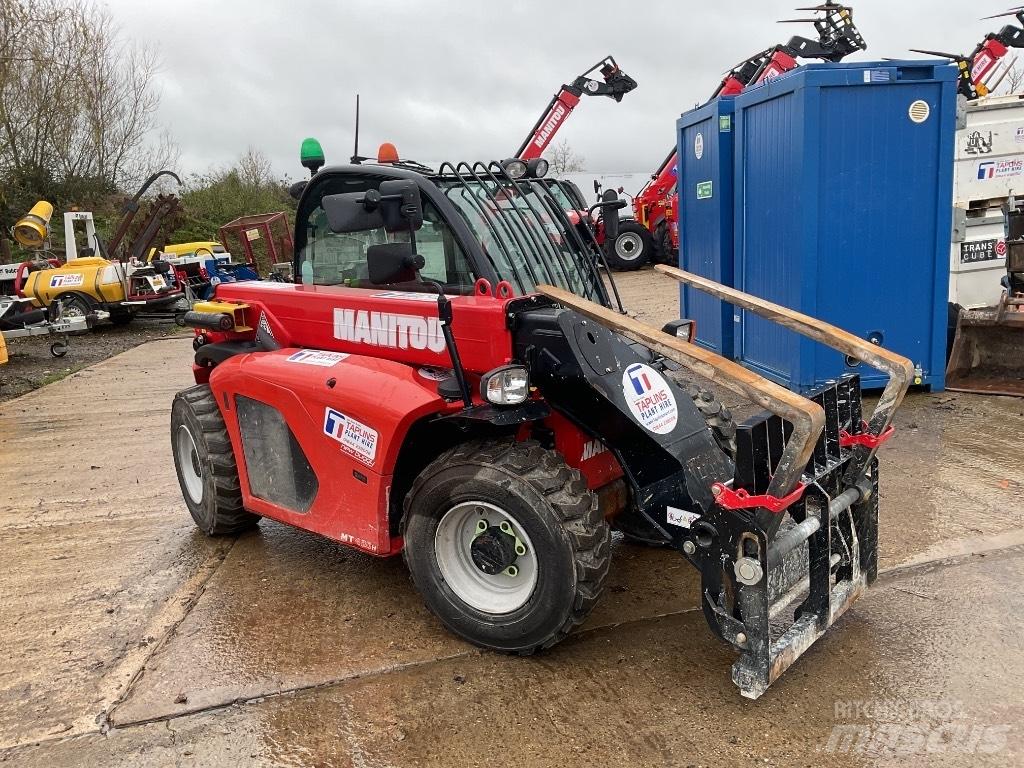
{"left": 622, "top": 363, "right": 678, "bottom": 435}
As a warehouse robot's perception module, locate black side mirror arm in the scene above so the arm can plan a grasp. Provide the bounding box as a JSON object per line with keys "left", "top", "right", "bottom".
{"left": 422, "top": 279, "right": 473, "bottom": 409}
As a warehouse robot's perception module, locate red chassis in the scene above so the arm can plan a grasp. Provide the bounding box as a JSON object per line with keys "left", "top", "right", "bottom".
{"left": 193, "top": 281, "right": 623, "bottom": 556}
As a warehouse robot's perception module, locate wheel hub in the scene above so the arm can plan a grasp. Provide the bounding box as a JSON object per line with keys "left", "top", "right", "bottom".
{"left": 434, "top": 501, "right": 538, "bottom": 614}
{"left": 470, "top": 525, "right": 518, "bottom": 575}
{"left": 615, "top": 233, "right": 642, "bottom": 260}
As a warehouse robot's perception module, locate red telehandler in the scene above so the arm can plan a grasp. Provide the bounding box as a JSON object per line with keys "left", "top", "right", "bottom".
{"left": 170, "top": 146, "right": 914, "bottom": 698}
{"left": 912, "top": 7, "right": 1024, "bottom": 99}
{"left": 606, "top": 3, "right": 866, "bottom": 270}
{"left": 514, "top": 56, "right": 637, "bottom": 162}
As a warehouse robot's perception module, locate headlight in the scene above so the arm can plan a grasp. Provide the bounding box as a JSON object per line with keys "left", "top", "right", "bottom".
{"left": 481, "top": 365, "right": 529, "bottom": 406}
{"left": 527, "top": 158, "right": 549, "bottom": 178}
{"left": 500, "top": 158, "right": 528, "bottom": 180}
{"left": 662, "top": 319, "right": 696, "bottom": 343}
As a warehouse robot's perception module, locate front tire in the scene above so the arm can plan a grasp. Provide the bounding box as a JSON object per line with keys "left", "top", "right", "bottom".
{"left": 402, "top": 440, "right": 611, "bottom": 654}
{"left": 170, "top": 384, "right": 260, "bottom": 535}
{"left": 605, "top": 221, "right": 654, "bottom": 271}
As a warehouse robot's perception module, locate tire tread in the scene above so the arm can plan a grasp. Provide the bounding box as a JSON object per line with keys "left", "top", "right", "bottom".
{"left": 402, "top": 439, "right": 611, "bottom": 654}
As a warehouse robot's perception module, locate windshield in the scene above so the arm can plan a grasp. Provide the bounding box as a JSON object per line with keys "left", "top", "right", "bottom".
{"left": 434, "top": 176, "right": 607, "bottom": 304}
{"left": 547, "top": 181, "right": 584, "bottom": 212}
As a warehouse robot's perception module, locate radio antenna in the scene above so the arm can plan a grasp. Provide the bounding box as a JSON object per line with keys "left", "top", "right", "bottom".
{"left": 352, "top": 94, "right": 361, "bottom": 164}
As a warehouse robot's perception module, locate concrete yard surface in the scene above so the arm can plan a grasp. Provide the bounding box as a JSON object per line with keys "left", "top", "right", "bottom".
{"left": 1, "top": 270, "right": 1022, "bottom": 766}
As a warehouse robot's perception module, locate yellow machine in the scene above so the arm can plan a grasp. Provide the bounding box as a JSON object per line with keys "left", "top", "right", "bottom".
{"left": 12, "top": 201, "right": 54, "bottom": 249}
{"left": 6, "top": 172, "right": 186, "bottom": 325}
{"left": 21, "top": 256, "right": 169, "bottom": 306}
{"left": 0, "top": 328, "right": 7, "bottom": 365}
{"left": 148, "top": 241, "right": 225, "bottom": 261}
{"left": 10, "top": 194, "right": 185, "bottom": 324}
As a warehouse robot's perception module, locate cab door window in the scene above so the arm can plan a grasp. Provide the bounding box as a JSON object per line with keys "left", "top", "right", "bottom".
{"left": 297, "top": 175, "right": 475, "bottom": 293}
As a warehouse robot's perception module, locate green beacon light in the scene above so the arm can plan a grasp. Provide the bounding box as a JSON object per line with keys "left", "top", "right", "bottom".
{"left": 300, "top": 137, "right": 325, "bottom": 176}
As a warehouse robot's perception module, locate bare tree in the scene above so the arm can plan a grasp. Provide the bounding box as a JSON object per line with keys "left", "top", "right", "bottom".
{"left": 545, "top": 139, "right": 585, "bottom": 176}
{"left": 996, "top": 61, "right": 1024, "bottom": 95}
{"left": 0, "top": 0, "right": 81, "bottom": 177}
{"left": 0, "top": 0, "right": 175, "bottom": 191}
{"left": 236, "top": 147, "right": 274, "bottom": 188}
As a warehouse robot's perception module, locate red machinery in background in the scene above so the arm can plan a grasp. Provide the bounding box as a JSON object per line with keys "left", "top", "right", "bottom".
{"left": 218, "top": 212, "right": 294, "bottom": 280}
{"left": 610, "top": 3, "right": 866, "bottom": 270}
{"left": 515, "top": 56, "right": 637, "bottom": 162}
{"left": 913, "top": 6, "right": 1024, "bottom": 99}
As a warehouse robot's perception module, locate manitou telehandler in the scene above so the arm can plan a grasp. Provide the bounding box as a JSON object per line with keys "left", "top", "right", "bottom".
{"left": 912, "top": 6, "right": 1024, "bottom": 99}
{"left": 608, "top": 2, "right": 866, "bottom": 270}
{"left": 170, "top": 150, "right": 912, "bottom": 698}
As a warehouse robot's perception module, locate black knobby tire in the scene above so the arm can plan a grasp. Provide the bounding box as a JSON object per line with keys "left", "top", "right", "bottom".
{"left": 684, "top": 382, "right": 737, "bottom": 458}
{"left": 402, "top": 440, "right": 611, "bottom": 654}
{"left": 652, "top": 220, "right": 676, "bottom": 265}
{"left": 605, "top": 221, "right": 654, "bottom": 271}
{"left": 170, "top": 384, "right": 260, "bottom": 535}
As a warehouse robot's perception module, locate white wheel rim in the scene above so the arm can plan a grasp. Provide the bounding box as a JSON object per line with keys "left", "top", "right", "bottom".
{"left": 434, "top": 501, "right": 538, "bottom": 614}
{"left": 175, "top": 425, "right": 204, "bottom": 504}
{"left": 614, "top": 232, "right": 643, "bottom": 261}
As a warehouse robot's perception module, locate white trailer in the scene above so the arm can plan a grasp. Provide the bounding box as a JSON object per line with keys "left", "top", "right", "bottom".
{"left": 952, "top": 94, "right": 1024, "bottom": 309}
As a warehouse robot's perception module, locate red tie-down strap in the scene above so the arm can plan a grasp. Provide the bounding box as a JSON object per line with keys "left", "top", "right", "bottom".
{"left": 839, "top": 421, "right": 895, "bottom": 450}
{"left": 711, "top": 482, "right": 807, "bottom": 515}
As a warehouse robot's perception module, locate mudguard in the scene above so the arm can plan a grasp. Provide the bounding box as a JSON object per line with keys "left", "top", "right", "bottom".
{"left": 208, "top": 348, "right": 459, "bottom": 555}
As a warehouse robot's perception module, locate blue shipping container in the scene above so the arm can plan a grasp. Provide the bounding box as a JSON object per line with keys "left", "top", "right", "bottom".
{"left": 678, "top": 98, "right": 736, "bottom": 356}
{"left": 732, "top": 61, "right": 957, "bottom": 391}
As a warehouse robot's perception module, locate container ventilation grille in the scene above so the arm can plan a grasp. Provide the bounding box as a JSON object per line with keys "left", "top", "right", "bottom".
{"left": 908, "top": 100, "right": 930, "bottom": 124}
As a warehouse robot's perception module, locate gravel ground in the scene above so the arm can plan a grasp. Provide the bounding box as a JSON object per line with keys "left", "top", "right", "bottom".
{"left": 0, "top": 318, "right": 189, "bottom": 402}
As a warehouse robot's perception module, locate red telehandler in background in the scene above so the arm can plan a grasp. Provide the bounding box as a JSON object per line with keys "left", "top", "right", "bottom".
{"left": 912, "top": 6, "right": 1024, "bottom": 99}
{"left": 605, "top": 2, "right": 866, "bottom": 270}
{"left": 514, "top": 56, "right": 637, "bottom": 163}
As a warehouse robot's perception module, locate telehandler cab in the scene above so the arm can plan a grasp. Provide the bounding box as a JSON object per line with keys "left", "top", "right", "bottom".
{"left": 171, "top": 154, "right": 912, "bottom": 698}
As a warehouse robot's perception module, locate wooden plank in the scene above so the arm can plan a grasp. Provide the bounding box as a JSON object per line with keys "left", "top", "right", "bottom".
{"left": 655, "top": 264, "right": 915, "bottom": 487}
{"left": 535, "top": 284, "right": 825, "bottom": 500}
{"left": 656, "top": 265, "right": 914, "bottom": 416}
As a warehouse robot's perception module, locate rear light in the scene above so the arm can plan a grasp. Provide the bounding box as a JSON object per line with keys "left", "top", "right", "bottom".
{"left": 481, "top": 365, "right": 529, "bottom": 406}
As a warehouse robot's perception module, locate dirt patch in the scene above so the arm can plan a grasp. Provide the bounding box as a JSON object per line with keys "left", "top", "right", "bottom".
{"left": 0, "top": 319, "right": 190, "bottom": 402}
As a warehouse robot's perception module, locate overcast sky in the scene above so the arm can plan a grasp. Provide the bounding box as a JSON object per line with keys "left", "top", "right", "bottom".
{"left": 103, "top": 0, "right": 999, "bottom": 178}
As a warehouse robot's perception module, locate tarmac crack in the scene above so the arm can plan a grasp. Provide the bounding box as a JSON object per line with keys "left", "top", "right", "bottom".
{"left": 94, "top": 536, "right": 238, "bottom": 735}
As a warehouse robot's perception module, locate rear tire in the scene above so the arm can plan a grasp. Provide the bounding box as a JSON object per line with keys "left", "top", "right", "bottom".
{"left": 402, "top": 440, "right": 611, "bottom": 654}
{"left": 605, "top": 221, "right": 654, "bottom": 270}
{"left": 652, "top": 220, "right": 676, "bottom": 265}
{"left": 170, "top": 384, "right": 260, "bottom": 536}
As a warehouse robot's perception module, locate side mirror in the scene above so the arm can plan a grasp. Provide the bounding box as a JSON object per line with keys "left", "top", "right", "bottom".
{"left": 322, "top": 181, "right": 424, "bottom": 234}
{"left": 600, "top": 189, "right": 621, "bottom": 241}
{"left": 379, "top": 180, "right": 423, "bottom": 233}
{"left": 322, "top": 192, "right": 385, "bottom": 233}
{"left": 367, "top": 242, "right": 425, "bottom": 285}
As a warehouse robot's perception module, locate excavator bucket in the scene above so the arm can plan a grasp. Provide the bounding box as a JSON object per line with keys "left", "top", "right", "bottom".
{"left": 946, "top": 301, "right": 1024, "bottom": 396}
